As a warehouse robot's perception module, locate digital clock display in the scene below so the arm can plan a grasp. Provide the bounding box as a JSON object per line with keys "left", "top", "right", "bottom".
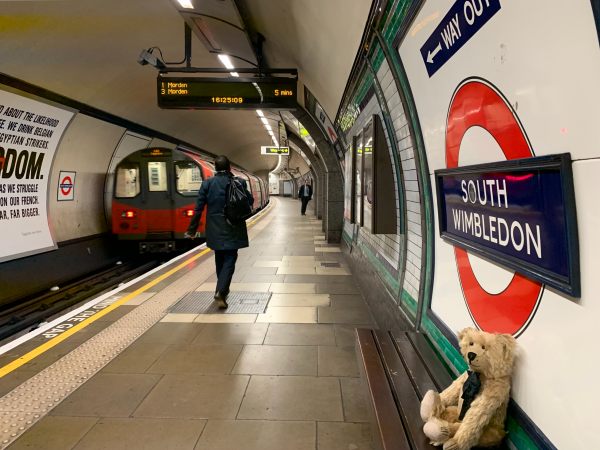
{"left": 157, "top": 76, "right": 297, "bottom": 110}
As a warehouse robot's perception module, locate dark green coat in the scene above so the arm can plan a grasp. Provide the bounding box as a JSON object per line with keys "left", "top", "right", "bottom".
{"left": 187, "top": 171, "right": 253, "bottom": 250}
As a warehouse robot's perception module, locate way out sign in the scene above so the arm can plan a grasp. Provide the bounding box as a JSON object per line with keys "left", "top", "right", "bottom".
{"left": 261, "top": 146, "right": 289, "bottom": 155}
{"left": 420, "top": 0, "right": 501, "bottom": 77}
{"left": 57, "top": 171, "right": 75, "bottom": 201}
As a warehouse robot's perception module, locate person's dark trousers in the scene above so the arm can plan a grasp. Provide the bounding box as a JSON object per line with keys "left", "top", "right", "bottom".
{"left": 301, "top": 197, "right": 310, "bottom": 215}
{"left": 214, "top": 249, "right": 238, "bottom": 296}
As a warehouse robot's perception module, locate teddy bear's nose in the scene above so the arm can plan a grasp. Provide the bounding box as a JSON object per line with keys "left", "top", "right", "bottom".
{"left": 468, "top": 352, "right": 476, "bottom": 362}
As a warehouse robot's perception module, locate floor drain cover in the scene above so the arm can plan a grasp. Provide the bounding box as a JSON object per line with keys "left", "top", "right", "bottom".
{"left": 169, "top": 291, "right": 271, "bottom": 314}
{"left": 320, "top": 262, "right": 341, "bottom": 268}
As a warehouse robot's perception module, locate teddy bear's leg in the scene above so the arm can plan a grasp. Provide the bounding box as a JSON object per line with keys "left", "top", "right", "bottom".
{"left": 439, "top": 406, "right": 459, "bottom": 425}
{"left": 476, "top": 426, "right": 506, "bottom": 447}
{"left": 420, "top": 390, "right": 443, "bottom": 422}
{"left": 423, "top": 417, "right": 461, "bottom": 445}
{"left": 423, "top": 417, "right": 451, "bottom": 446}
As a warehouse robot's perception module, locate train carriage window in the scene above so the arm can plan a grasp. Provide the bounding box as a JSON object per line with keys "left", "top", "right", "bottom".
{"left": 115, "top": 164, "right": 140, "bottom": 198}
{"left": 147, "top": 161, "right": 168, "bottom": 192}
{"left": 175, "top": 162, "right": 202, "bottom": 196}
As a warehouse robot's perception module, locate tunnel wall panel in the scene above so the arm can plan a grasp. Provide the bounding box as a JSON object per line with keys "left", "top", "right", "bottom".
{"left": 49, "top": 114, "right": 125, "bottom": 242}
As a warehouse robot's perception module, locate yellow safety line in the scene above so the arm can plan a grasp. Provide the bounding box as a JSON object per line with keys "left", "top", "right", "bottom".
{"left": 0, "top": 200, "right": 273, "bottom": 378}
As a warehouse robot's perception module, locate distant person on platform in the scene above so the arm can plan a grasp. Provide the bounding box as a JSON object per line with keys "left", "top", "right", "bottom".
{"left": 184, "top": 155, "right": 253, "bottom": 309}
{"left": 298, "top": 179, "right": 313, "bottom": 216}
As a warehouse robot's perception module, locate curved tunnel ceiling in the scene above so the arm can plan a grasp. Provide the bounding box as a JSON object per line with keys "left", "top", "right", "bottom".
{"left": 0, "top": 0, "right": 371, "bottom": 173}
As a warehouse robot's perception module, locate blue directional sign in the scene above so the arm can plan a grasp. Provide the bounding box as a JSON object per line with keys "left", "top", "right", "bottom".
{"left": 420, "top": 0, "right": 501, "bottom": 77}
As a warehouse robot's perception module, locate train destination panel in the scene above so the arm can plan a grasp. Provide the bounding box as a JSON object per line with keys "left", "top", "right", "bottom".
{"left": 157, "top": 76, "right": 297, "bottom": 110}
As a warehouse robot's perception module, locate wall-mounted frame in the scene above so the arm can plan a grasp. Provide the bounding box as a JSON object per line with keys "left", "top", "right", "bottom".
{"left": 355, "top": 131, "right": 364, "bottom": 226}
{"left": 370, "top": 114, "right": 397, "bottom": 234}
{"left": 435, "top": 153, "right": 580, "bottom": 297}
{"left": 344, "top": 137, "right": 356, "bottom": 222}
{"left": 362, "top": 119, "right": 374, "bottom": 231}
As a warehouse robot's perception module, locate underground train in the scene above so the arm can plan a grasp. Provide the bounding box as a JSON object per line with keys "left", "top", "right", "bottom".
{"left": 111, "top": 147, "right": 269, "bottom": 252}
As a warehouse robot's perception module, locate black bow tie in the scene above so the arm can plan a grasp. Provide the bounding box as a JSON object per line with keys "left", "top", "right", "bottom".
{"left": 458, "top": 370, "right": 481, "bottom": 420}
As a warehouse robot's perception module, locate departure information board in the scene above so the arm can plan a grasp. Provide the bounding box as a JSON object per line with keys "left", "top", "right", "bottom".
{"left": 157, "top": 76, "right": 297, "bottom": 110}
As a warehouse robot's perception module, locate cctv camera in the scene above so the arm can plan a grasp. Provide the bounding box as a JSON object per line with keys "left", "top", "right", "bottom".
{"left": 137, "top": 49, "right": 166, "bottom": 69}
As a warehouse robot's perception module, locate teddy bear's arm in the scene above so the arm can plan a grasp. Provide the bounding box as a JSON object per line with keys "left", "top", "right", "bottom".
{"left": 439, "top": 372, "right": 468, "bottom": 407}
{"left": 451, "top": 380, "right": 510, "bottom": 450}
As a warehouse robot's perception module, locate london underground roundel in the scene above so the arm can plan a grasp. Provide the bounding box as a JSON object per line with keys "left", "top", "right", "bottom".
{"left": 445, "top": 78, "right": 543, "bottom": 336}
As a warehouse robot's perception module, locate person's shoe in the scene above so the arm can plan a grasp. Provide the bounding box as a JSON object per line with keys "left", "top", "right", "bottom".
{"left": 214, "top": 291, "right": 228, "bottom": 309}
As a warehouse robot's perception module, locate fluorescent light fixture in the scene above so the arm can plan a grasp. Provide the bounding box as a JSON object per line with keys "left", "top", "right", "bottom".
{"left": 265, "top": 124, "right": 272, "bottom": 131}
{"left": 256, "top": 110, "right": 264, "bottom": 117}
{"left": 218, "top": 54, "right": 234, "bottom": 69}
{"left": 230, "top": 72, "right": 239, "bottom": 77}
{"left": 177, "top": 0, "right": 194, "bottom": 8}
{"left": 260, "top": 118, "right": 269, "bottom": 125}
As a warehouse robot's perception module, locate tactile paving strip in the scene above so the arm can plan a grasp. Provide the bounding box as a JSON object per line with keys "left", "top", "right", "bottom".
{"left": 0, "top": 254, "right": 215, "bottom": 449}
{"left": 169, "top": 291, "right": 271, "bottom": 314}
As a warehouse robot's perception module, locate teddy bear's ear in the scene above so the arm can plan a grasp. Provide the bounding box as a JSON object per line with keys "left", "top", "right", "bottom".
{"left": 457, "top": 327, "right": 476, "bottom": 341}
{"left": 496, "top": 334, "right": 517, "bottom": 359}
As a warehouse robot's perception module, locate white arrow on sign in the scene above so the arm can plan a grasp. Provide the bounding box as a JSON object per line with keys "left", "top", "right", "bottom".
{"left": 426, "top": 42, "right": 442, "bottom": 64}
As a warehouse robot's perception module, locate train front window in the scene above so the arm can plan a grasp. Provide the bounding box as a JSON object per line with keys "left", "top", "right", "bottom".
{"left": 147, "top": 161, "right": 167, "bottom": 192}
{"left": 115, "top": 164, "right": 140, "bottom": 198}
{"left": 175, "top": 162, "right": 202, "bottom": 196}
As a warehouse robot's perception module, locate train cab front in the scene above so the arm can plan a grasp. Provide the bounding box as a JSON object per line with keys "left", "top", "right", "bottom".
{"left": 111, "top": 147, "right": 207, "bottom": 254}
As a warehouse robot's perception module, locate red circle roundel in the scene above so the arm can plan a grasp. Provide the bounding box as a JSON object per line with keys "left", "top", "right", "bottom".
{"left": 445, "top": 78, "right": 543, "bottom": 336}
{"left": 60, "top": 176, "right": 73, "bottom": 195}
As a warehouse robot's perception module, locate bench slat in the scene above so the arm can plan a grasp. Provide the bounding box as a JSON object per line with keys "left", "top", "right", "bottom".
{"left": 356, "top": 329, "right": 412, "bottom": 450}
{"left": 374, "top": 331, "right": 436, "bottom": 450}
{"left": 405, "top": 332, "right": 454, "bottom": 391}
{"left": 393, "top": 333, "right": 439, "bottom": 399}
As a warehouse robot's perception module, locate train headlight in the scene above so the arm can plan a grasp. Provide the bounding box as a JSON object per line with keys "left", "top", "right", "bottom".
{"left": 122, "top": 210, "right": 136, "bottom": 218}
{"left": 184, "top": 209, "right": 194, "bottom": 217}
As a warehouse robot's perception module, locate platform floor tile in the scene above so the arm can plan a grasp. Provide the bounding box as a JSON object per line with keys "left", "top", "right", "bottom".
{"left": 269, "top": 283, "right": 316, "bottom": 293}
{"left": 256, "top": 306, "right": 317, "bottom": 323}
{"left": 74, "top": 418, "right": 206, "bottom": 450}
{"left": 318, "top": 305, "right": 375, "bottom": 325}
{"left": 264, "top": 324, "right": 336, "bottom": 346}
{"left": 237, "top": 375, "right": 343, "bottom": 421}
{"left": 194, "top": 420, "right": 315, "bottom": 450}
{"left": 317, "top": 422, "right": 373, "bottom": 450}
{"left": 134, "top": 374, "right": 249, "bottom": 419}
{"left": 134, "top": 322, "right": 203, "bottom": 345}
{"left": 232, "top": 345, "right": 317, "bottom": 376}
{"left": 193, "top": 314, "right": 258, "bottom": 323}
{"left": 269, "top": 293, "right": 330, "bottom": 307}
{"left": 318, "top": 346, "right": 360, "bottom": 377}
{"left": 8, "top": 416, "right": 97, "bottom": 450}
{"left": 101, "top": 342, "right": 169, "bottom": 374}
{"left": 191, "top": 323, "right": 268, "bottom": 345}
{"left": 50, "top": 373, "right": 161, "bottom": 418}
{"left": 340, "top": 377, "right": 370, "bottom": 423}
{"left": 334, "top": 324, "right": 377, "bottom": 347}
{"left": 316, "top": 283, "right": 359, "bottom": 295}
{"left": 146, "top": 343, "right": 243, "bottom": 374}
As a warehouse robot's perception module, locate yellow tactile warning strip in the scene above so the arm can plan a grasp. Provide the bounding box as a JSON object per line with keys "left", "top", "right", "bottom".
{"left": 0, "top": 199, "right": 275, "bottom": 449}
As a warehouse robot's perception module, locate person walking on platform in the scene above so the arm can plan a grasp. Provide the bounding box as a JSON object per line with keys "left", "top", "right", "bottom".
{"left": 185, "top": 155, "right": 253, "bottom": 309}
{"left": 298, "top": 179, "right": 313, "bottom": 216}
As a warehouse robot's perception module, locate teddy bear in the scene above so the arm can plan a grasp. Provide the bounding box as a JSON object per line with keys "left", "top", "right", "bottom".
{"left": 419, "top": 327, "right": 517, "bottom": 450}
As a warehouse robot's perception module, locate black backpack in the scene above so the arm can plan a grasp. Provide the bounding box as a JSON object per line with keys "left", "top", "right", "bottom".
{"left": 224, "top": 176, "right": 252, "bottom": 225}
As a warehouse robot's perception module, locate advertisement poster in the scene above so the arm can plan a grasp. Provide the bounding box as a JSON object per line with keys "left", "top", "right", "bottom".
{"left": 0, "top": 89, "right": 74, "bottom": 262}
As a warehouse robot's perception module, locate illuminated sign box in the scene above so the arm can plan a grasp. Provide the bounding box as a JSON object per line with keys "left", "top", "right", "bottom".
{"left": 157, "top": 76, "right": 297, "bottom": 110}
{"left": 261, "top": 146, "right": 289, "bottom": 155}
{"left": 435, "top": 153, "right": 580, "bottom": 297}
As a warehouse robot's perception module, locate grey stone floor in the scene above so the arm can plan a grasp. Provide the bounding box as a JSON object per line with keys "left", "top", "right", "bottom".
{"left": 8, "top": 198, "right": 376, "bottom": 450}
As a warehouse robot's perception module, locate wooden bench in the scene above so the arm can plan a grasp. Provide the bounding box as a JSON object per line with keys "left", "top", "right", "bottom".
{"left": 356, "top": 329, "right": 508, "bottom": 450}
